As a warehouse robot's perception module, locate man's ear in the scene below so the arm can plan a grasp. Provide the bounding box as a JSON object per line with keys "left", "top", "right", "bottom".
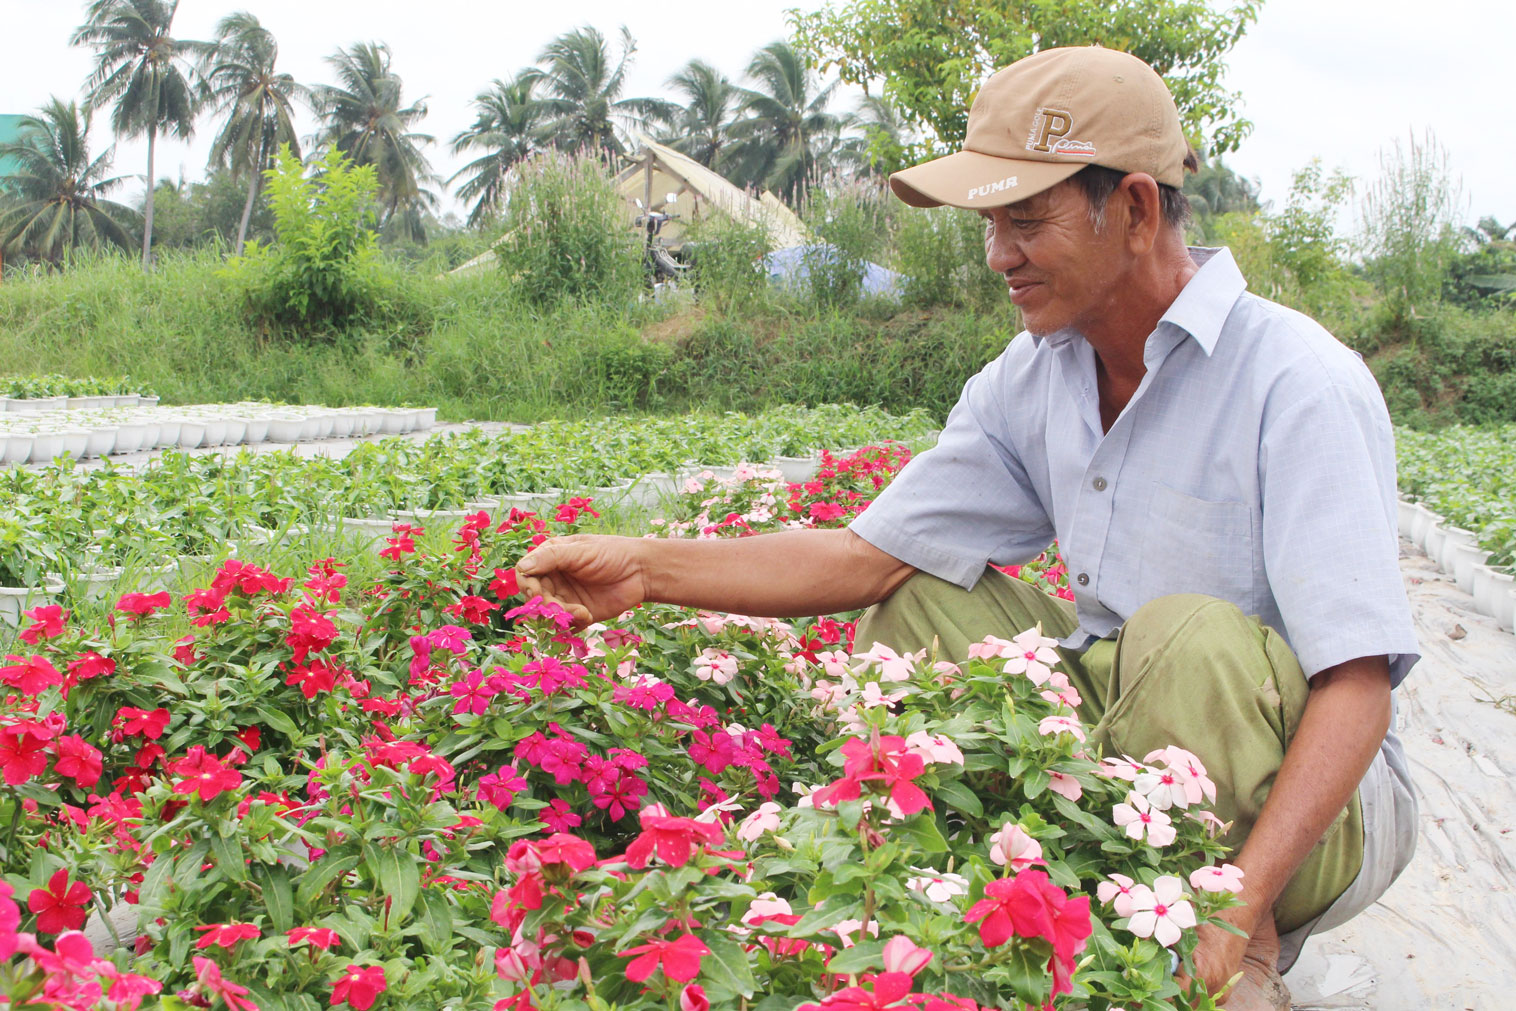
{"left": 1117, "top": 173, "right": 1163, "bottom": 255}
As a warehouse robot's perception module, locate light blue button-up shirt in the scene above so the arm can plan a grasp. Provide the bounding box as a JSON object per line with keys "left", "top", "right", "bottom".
{"left": 851, "top": 246, "right": 1421, "bottom": 686}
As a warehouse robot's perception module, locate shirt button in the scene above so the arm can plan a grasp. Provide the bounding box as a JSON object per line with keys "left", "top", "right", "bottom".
{"left": 1076, "top": 573, "right": 1089, "bottom": 586}
{"left": 1092, "top": 477, "right": 1108, "bottom": 491}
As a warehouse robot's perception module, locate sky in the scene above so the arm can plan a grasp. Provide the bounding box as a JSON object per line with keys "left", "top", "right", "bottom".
{"left": 3, "top": 0, "right": 1512, "bottom": 233}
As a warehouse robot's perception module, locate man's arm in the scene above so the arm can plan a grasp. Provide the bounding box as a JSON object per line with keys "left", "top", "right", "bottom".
{"left": 1189, "top": 654, "right": 1392, "bottom": 997}
{"left": 515, "top": 528, "right": 919, "bottom": 627}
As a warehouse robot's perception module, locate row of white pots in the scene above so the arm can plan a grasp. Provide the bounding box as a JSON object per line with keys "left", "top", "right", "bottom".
{"left": 1398, "top": 498, "right": 1516, "bottom": 633}
{"left": 0, "top": 404, "right": 439, "bottom": 466}
{"left": 0, "top": 394, "right": 155, "bottom": 413}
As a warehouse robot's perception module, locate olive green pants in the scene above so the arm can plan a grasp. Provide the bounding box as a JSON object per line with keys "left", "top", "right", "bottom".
{"left": 856, "top": 568, "right": 1362, "bottom": 932}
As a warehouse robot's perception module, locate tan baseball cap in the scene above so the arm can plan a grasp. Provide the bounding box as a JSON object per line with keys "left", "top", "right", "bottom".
{"left": 890, "top": 46, "right": 1188, "bottom": 209}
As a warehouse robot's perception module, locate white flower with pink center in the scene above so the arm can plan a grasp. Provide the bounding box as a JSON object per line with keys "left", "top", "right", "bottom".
{"left": 966, "top": 634, "right": 1016, "bottom": 660}
{"left": 1037, "top": 714, "right": 1087, "bottom": 742}
{"left": 742, "top": 893, "right": 793, "bottom": 925}
{"left": 1113, "top": 792, "right": 1177, "bottom": 847}
{"left": 882, "top": 935, "right": 933, "bottom": 976}
{"left": 815, "top": 649, "right": 853, "bottom": 679}
{"left": 831, "top": 918, "right": 880, "bottom": 948}
{"left": 999, "top": 625, "right": 1061, "bottom": 685}
{"left": 1145, "top": 746, "right": 1218, "bottom": 806}
{"left": 736, "top": 802, "right": 782, "bottom": 842}
{"left": 694, "top": 649, "right": 739, "bottom": 685}
{"left": 1134, "top": 766, "right": 1190, "bottom": 811}
{"left": 1098, "top": 754, "right": 1148, "bottom": 782}
{"left": 1095, "top": 872, "right": 1140, "bottom": 917}
{"left": 1189, "top": 863, "right": 1245, "bottom": 894}
{"left": 988, "top": 822, "right": 1044, "bottom": 871}
{"left": 853, "top": 642, "right": 924, "bottom": 682}
{"left": 905, "top": 868, "right": 969, "bottom": 902}
{"left": 904, "top": 731, "right": 965, "bottom": 766}
{"left": 1048, "top": 771, "right": 1083, "bottom": 801}
{"left": 1125, "top": 875, "right": 1197, "bottom": 947}
{"left": 860, "top": 681, "right": 907, "bottom": 709}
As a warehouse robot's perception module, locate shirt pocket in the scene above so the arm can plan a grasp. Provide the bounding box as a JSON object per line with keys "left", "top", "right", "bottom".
{"left": 1136, "top": 482, "right": 1255, "bottom": 605}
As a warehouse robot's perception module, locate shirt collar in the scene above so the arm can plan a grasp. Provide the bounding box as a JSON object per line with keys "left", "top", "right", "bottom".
{"left": 1031, "top": 246, "right": 1248, "bottom": 356}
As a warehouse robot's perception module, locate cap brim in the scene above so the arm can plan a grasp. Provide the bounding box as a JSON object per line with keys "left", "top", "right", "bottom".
{"left": 890, "top": 150, "right": 1085, "bottom": 209}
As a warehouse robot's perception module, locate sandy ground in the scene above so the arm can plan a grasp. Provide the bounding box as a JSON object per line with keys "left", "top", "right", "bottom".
{"left": 36, "top": 426, "right": 1516, "bottom": 1006}
{"left": 1282, "top": 544, "right": 1516, "bottom": 1010}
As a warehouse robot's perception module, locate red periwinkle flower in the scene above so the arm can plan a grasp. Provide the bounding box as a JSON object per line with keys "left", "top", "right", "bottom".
{"left": 28, "top": 868, "right": 92, "bottom": 933}
{"left": 116, "top": 706, "right": 171, "bottom": 740}
{"left": 168, "top": 746, "right": 243, "bottom": 802}
{"left": 51, "top": 735, "right": 103, "bottom": 788}
{"left": 624, "top": 804, "right": 725, "bottom": 869}
{"left": 680, "top": 984, "right": 710, "bottom": 1011}
{"left": 490, "top": 567, "right": 519, "bottom": 599}
{"left": 194, "top": 956, "right": 258, "bottom": 1011}
{"left": 19, "top": 604, "right": 68, "bottom": 644}
{"left": 0, "top": 654, "right": 64, "bottom": 695}
{"left": 115, "top": 591, "right": 172, "bottom": 620}
{"left": 331, "top": 963, "right": 387, "bottom": 1009}
{"left": 289, "top": 926, "right": 341, "bottom": 949}
{"left": 195, "top": 922, "right": 261, "bottom": 949}
{"left": 0, "top": 880, "right": 20, "bottom": 959}
{"left": 620, "top": 932, "right": 710, "bottom": 983}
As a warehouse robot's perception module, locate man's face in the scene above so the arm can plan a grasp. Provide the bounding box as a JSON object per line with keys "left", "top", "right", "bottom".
{"left": 979, "top": 182, "right": 1126, "bottom": 337}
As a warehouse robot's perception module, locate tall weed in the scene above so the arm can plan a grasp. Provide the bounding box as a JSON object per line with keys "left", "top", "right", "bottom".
{"left": 894, "top": 204, "right": 1006, "bottom": 310}
{"left": 493, "top": 152, "right": 642, "bottom": 307}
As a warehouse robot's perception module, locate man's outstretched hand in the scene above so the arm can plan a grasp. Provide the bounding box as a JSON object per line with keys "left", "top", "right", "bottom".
{"left": 516, "top": 535, "right": 650, "bottom": 629}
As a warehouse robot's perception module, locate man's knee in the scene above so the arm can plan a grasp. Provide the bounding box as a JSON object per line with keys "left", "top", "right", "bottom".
{"left": 1119, "top": 594, "right": 1257, "bottom": 668}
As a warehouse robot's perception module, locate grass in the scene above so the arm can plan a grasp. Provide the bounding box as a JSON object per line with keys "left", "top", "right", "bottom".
{"left": 0, "top": 248, "right": 1020, "bottom": 422}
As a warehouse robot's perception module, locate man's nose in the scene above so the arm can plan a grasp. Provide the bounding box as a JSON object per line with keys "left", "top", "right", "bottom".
{"left": 984, "top": 221, "right": 1024, "bottom": 274}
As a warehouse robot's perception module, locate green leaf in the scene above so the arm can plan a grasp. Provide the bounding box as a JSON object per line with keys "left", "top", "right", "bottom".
{"left": 789, "top": 899, "right": 862, "bottom": 937}
{"left": 416, "top": 887, "right": 454, "bottom": 954}
{"left": 210, "top": 830, "right": 247, "bottom": 883}
{"left": 251, "top": 862, "right": 294, "bottom": 933}
{"left": 892, "top": 814, "right": 949, "bottom": 854}
{"left": 697, "top": 932, "right": 757, "bottom": 998}
{"left": 296, "top": 854, "right": 361, "bottom": 908}
{"left": 933, "top": 778, "right": 984, "bottom": 818}
{"left": 257, "top": 706, "right": 302, "bottom": 739}
{"left": 826, "top": 938, "right": 884, "bottom": 974}
{"left": 368, "top": 843, "right": 421, "bottom": 927}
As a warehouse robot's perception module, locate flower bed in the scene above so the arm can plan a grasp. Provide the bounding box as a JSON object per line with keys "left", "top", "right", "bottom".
{"left": 0, "top": 406, "right": 938, "bottom": 597}
{"left": 1397, "top": 424, "right": 1516, "bottom": 573}
{"left": 0, "top": 444, "right": 1237, "bottom": 1010}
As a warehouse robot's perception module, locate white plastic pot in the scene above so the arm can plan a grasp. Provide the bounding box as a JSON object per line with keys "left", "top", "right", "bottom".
{"left": 1472, "top": 565, "right": 1514, "bottom": 619}
{"left": 2, "top": 433, "right": 32, "bottom": 465}
{"left": 313, "top": 413, "right": 334, "bottom": 439}
{"left": 298, "top": 416, "right": 323, "bottom": 441}
{"left": 1395, "top": 498, "right": 1418, "bottom": 538}
{"left": 112, "top": 423, "right": 147, "bottom": 455}
{"left": 178, "top": 421, "right": 207, "bottom": 449}
{"left": 221, "top": 417, "right": 248, "bottom": 446}
{"left": 155, "top": 420, "right": 182, "bottom": 448}
{"left": 0, "top": 579, "right": 65, "bottom": 626}
{"left": 1496, "top": 585, "right": 1516, "bottom": 634}
{"left": 329, "top": 413, "right": 355, "bottom": 438}
{"left": 1451, "top": 542, "right": 1491, "bottom": 596}
{"left": 414, "top": 407, "right": 438, "bottom": 430}
{"left": 1436, "top": 527, "right": 1476, "bottom": 575}
{"left": 1409, "top": 504, "right": 1439, "bottom": 551}
{"left": 378, "top": 409, "right": 408, "bottom": 435}
{"left": 59, "top": 430, "right": 90, "bottom": 459}
{"left": 30, "top": 432, "right": 62, "bottom": 464}
{"left": 242, "top": 417, "right": 270, "bottom": 444}
{"left": 137, "top": 422, "right": 161, "bottom": 449}
{"left": 201, "top": 419, "right": 229, "bottom": 447}
{"left": 266, "top": 417, "right": 304, "bottom": 443}
{"left": 82, "top": 427, "right": 115, "bottom": 458}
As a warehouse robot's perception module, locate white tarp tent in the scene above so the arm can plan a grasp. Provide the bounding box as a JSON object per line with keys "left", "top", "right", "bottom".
{"left": 449, "top": 137, "right": 810, "bottom": 276}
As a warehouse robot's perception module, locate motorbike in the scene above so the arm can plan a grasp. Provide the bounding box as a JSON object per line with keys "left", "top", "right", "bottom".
{"left": 633, "top": 197, "right": 689, "bottom": 289}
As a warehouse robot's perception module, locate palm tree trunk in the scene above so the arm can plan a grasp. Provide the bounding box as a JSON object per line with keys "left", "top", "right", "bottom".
{"left": 234, "top": 169, "right": 259, "bottom": 257}
{"left": 141, "top": 125, "right": 157, "bottom": 270}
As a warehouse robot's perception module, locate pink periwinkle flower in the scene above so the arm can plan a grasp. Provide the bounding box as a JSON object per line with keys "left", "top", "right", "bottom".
{"left": 1125, "top": 875, "right": 1197, "bottom": 947}
{"left": 988, "top": 822, "right": 1044, "bottom": 871}
{"left": 1113, "top": 792, "right": 1177, "bottom": 847}
{"left": 1190, "top": 863, "right": 1246, "bottom": 894}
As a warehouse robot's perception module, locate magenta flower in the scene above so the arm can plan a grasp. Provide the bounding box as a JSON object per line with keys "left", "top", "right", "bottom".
{"left": 289, "top": 926, "right": 341, "bottom": 949}
{"left": 449, "top": 669, "right": 500, "bottom": 716}
{"left": 0, "top": 654, "right": 63, "bottom": 695}
{"left": 195, "top": 922, "right": 261, "bottom": 950}
{"left": 19, "top": 604, "right": 69, "bottom": 644}
{"left": 28, "top": 868, "right": 92, "bottom": 933}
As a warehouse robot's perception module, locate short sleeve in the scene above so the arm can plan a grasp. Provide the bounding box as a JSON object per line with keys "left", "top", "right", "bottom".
{"left": 849, "top": 345, "right": 1056, "bottom": 589}
{"left": 1259, "top": 368, "right": 1420, "bottom": 685}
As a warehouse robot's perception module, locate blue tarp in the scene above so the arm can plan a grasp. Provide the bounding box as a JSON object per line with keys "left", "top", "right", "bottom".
{"left": 762, "top": 244, "right": 903, "bottom": 299}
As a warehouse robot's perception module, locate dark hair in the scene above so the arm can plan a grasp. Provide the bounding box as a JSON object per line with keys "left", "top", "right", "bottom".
{"left": 1068, "top": 155, "right": 1197, "bottom": 232}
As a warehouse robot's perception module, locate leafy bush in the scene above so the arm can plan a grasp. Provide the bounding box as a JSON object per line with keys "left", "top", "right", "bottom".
{"left": 221, "top": 146, "right": 399, "bottom": 334}
{"left": 684, "top": 215, "right": 771, "bottom": 312}
{"left": 894, "top": 204, "right": 1006, "bottom": 310}
{"left": 493, "top": 152, "right": 642, "bottom": 307}
{"left": 800, "top": 179, "right": 895, "bottom": 308}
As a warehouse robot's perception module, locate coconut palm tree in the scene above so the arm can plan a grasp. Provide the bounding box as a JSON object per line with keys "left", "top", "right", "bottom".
{"left": 0, "top": 98, "right": 138, "bottom": 265}
{"left": 839, "top": 95, "right": 912, "bottom": 178}
{"left": 535, "top": 26, "right": 676, "bottom": 158}
{"left": 69, "top": 0, "right": 209, "bottom": 268}
{"left": 663, "top": 59, "right": 739, "bottom": 170}
{"left": 199, "top": 11, "right": 310, "bottom": 255}
{"left": 449, "top": 70, "right": 546, "bottom": 227}
{"left": 726, "top": 41, "right": 841, "bottom": 204}
{"left": 311, "top": 41, "right": 439, "bottom": 242}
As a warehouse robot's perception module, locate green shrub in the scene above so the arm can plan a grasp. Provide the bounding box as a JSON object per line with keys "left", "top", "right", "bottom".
{"left": 1360, "top": 131, "right": 1465, "bottom": 332}
{"left": 684, "top": 214, "right": 771, "bottom": 312}
{"left": 894, "top": 204, "right": 1005, "bottom": 309}
{"left": 220, "top": 146, "right": 398, "bottom": 334}
{"left": 799, "top": 179, "right": 894, "bottom": 308}
{"left": 493, "top": 152, "right": 642, "bottom": 307}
